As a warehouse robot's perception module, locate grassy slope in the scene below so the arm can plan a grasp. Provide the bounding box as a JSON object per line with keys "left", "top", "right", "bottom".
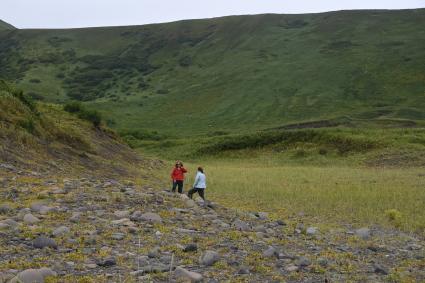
{"left": 0, "top": 9, "right": 424, "bottom": 136}
{"left": 0, "top": 20, "right": 15, "bottom": 30}
{"left": 0, "top": 80, "right": 150, "bottom": 177}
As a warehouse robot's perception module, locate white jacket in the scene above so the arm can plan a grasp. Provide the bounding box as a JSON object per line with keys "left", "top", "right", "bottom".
{"left": 193, "top": 172, "right": 206, "bottom": 189}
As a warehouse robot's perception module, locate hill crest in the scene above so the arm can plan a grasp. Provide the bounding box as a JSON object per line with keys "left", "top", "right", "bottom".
{"left": 0, "top": 9, "right": 424, "bottom": 136}
{"left": 0, "top": 19, "right": 16, "bottom": 30}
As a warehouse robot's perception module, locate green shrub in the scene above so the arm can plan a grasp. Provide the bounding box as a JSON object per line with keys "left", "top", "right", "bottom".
{"left": 18, "top": 118, "right": 35, "bottom": 133}
{"left": 385, "top": 209, "right": 403, "bottom": 228}
{"left": 64, "top": 101, "right": 82, "bottom": 113}
{"left": 29, "top": 78, "right": 41, "bottom": 83}
{"left": 119, "top": 129, "right": 165, "bottom": 141}
{"left": 63, "top": 101, "right": 102, "bottom": 127}
{"left": 14, "top": 90, "right": 36, "bottom": 112}
{"left": 0, "top": 79, "right": 37, "bottom": 112}
{"left": 78, "top": 109, "right": 102, "bottom": 128}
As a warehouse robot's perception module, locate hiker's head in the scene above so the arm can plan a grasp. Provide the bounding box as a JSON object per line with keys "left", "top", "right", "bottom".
{"left": 197, "top": 167, "right": 204, "bottom": 173}
{"left": 175, "top": 161, "right": 182, "bottom": 168}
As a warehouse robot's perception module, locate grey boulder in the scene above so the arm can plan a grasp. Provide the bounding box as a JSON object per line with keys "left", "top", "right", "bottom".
{"left": 33, "top": 236, "right": 58, "bottom": 249}
{"left": 9, "top": 268, "right": 56, "bottom": 283}
{"left": 140, "top": 212, "right": 162, "bottom": 223}
{"left": 200, "top": 250, "right": 220, "bottom": 266}
{"left": 23, "top": 213, "right": 40, "bottom": 224}
{"left": 52, "top": 226, "right": 70, "bottom": 237}
{"left": 175, "top": 266, "right": 203, "bottom": 282}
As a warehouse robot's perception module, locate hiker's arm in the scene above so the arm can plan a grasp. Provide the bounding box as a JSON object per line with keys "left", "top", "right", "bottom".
{"left": 181, "top": 167, "right": 187, "bottom": 173}
{"left": 193, "top": 174, "right": 199, "bottom": 188}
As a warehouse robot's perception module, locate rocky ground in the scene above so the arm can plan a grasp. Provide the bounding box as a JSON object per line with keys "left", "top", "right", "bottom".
{"left": 0, "top": 166, "right": 424, "bottom": 283}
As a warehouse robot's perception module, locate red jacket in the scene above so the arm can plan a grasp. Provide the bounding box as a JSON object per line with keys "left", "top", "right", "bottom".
{"left": 171, "top": 167, "right": 187, "bottom": 181}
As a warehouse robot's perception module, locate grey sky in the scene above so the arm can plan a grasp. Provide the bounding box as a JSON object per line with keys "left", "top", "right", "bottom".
{"left": 2, "top": 0, "right": 425, "bottom": 29}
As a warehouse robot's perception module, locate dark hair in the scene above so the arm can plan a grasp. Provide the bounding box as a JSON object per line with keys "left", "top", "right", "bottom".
{"left": 197, "top": 167, "right": 204, "bottom": 173}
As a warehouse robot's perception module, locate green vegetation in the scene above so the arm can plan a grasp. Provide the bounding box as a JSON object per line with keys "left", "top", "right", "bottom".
{"left": 0, "top": 20, "right": 15, "bottom": 30}
{"left": 0, "top": 79, "right": 142, "bottom": 177}
{"left": 173, "top": 160, "right": 425, "bottom": 234}
{"left": 0, "top": 9, "right": 424, "bottom": 136}
{"left": 64, "top": 101, "right": 102, "bottom": 127}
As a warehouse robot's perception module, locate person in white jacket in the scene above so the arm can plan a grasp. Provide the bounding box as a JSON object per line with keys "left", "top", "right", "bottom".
{"left": 188, "top": 167, "right": 206, "bottom": 200}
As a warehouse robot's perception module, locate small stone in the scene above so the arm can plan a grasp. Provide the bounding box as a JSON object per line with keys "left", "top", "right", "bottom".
{"left": 306, "top": 227, "right": 318, "bottom": 235}
{"left": 317, "top": 257, "right": 328, "bottom": 267}
{"left": 70, "top": 212, "right": 81, "bottom": 223}
{"left": 140, "top": 212, "right": 162, "bottom": 223}
{"left": 114, "top": 210, "right": 130, "bottom": 219}
{"left": 30, "top": 202, "right": 45, "bottom": 212}
{"left": 296, "top": 257, "right": 311, "bottom": 267}
{"left": 263, "top": 246, "right": 278, "bottom": 258}
{"left": 51, "top": 188, "right": 66, "bottom": 194}
{"left": 111, "top": 233, "right": 125, "bottom": 240}
{"left": 183, "top": 243, "right": 198, "bottom": 252}
{"left": 0, "top": 203, "right": 12, "bottom": 214}
{"left": 295, "top": 223, "right": 305, "bottom": 234}
{"left": 254, "top": 225, "right": 267, "bottom": 233}
{"left": 175, "top": 266, "right": 203, "bottom": 282}
{"left": 237, "top": 267, "right": 250, "bottom": 274}
{"left": 355, "top": 228, "right": 371, "bottom": 240}
{"left": 256, "top": 212, "right": 268, "bottom": 220}
{"left": 407, "top": 244, "right": 422, "bottom": 251}
{"left": 23, "top": 213, "right": 40, "bottom": 224}
{"left": 285, "top": 265, "right": 299, "bottom": 272}
{"left": 52, "top": 226, "right": 70, "bottom": 237}
{"left": 232, "top": 219, "right": 250, "bottom": 231}
{"left": 85, "top": 263, "right": 97, "bottom": 269}
{"left": 373, "top": 263, "right": 389, "bottom": 275}
{"left": 39, "top": 206, "right": 53, "bottom": 215}
{"left": 132, "top": 263, "right": 169, "bottom": 274}
{"left": 200, "top": 250, "right": 220, "bottom": 266}
{"left": 33, "top": 237, "right": 58, "bottom": 249}
{"left": 128, "top": 227, "right": 139, "bottom": 234}
{"left": 185, "top": 199, "right": 196, "bottom": 208}
{"left": 97, "top": 257, "right": 116, "bottom": 267}
{"left": 148, "top": 246, "right": 160, "bottom": 258}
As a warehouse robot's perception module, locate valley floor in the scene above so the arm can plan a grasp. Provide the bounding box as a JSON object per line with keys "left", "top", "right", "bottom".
{"left": 178, "top": 161, "right": 425, "bottom": 235}
{"left": 1, "top": 164, "right": 424, "bottom": 282}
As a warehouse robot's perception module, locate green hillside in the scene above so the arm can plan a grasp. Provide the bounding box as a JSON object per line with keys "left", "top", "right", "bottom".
{"left": 0, "top": 79, "right": 145, "bottom": 177}
{"left": 1, "top": 9, "right": 424, "bottom": 136}
{"left": 0, "top": 20, "right": 15, "bottom": 30}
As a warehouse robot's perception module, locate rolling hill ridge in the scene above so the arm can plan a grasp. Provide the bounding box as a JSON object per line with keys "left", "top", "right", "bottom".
{"left": 0, "top": 9, "right": 424, "bottom": 136}
{"left": 0, "top": 19, "right": 15, "bottom": 30}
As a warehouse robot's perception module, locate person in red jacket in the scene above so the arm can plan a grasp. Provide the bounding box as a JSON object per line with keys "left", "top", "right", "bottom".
{"left": 171, "top": 160, "right": 187, "bottom": 193}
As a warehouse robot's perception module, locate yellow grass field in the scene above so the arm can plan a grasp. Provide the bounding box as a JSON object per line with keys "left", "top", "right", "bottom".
{"left": 168, "top": 161, "right": 425, "bottom": 234}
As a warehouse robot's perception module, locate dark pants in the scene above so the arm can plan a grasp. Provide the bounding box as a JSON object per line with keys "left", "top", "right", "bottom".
{"left": 172, "top": 180, "right": 184, "bottom": 193}
{"left": 188, "top": 187, "right": 205, "bottom": 200}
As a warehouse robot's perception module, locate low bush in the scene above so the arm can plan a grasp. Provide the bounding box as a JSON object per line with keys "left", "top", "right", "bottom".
{"left": 78, "top": 110, "right": 102, "bottom": 128}
{"left": 18, "top": 118, "right": 35, "bottom": 134}
{"left": 197, "top": 129, "right": 380, "bottom": 156}
{"left": 119, "top": 129, "right": 165, "bottom": 141}
{"left": 29, "top": 78, "right": 41, "bottom": 83}
{"left": 0, "top": 81, "right": 37, "bottom": 112}
{"left": 64, "top": 101, "right": 82, "bottom": 113}
{"left": 64, "top": 101, "right": 102, "bottom": 128}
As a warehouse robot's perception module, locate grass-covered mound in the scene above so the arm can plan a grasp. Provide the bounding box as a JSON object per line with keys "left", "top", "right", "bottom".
{"left": 0, "top": 80, "right": 146, "bottom": 177}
